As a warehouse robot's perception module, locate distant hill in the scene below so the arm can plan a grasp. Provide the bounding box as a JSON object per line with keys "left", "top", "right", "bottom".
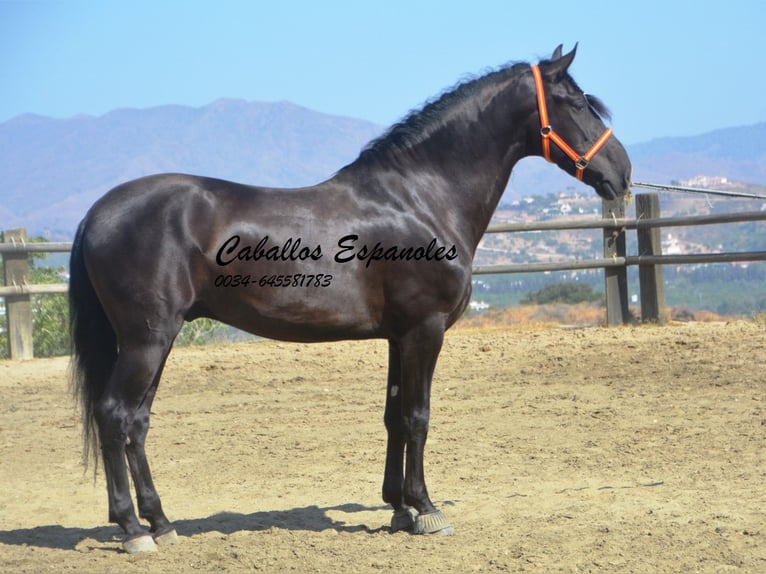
{"left": 0, "top": 100, "right": 382, "bottom": 235}
{"left": 627, "top": 123, "right": 766, "bottom": 185}
{"left": 1, "top": 99, "right": 764, "bottom": 237}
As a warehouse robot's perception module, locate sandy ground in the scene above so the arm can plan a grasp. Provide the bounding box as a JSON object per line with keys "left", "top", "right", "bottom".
{"left": 1, "top": 321, "right": 764, "bottom": 573}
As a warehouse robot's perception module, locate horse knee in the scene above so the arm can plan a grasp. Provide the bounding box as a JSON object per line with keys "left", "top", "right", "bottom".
{"left": 403, "top": 410, "right": 429, "bottom": 436}
{"left": 384, "top": 413, "right": 405, "bottom": 434}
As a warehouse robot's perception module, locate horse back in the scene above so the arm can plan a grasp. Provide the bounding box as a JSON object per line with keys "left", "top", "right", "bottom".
{"left": 80, "top": 173, "right": 472, "bottom": 341}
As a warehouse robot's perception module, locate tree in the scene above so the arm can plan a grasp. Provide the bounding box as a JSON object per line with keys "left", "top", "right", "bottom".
{"left": 31, "top": 266, "right": 70, "bottom": 357}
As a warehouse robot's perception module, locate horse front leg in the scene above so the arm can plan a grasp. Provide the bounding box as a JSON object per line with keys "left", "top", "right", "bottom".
{"left": 396, "top": 318, "right": 454, "bottom": 535}
{"left": 383, "top": 340, "right": 416, "bottom": 532}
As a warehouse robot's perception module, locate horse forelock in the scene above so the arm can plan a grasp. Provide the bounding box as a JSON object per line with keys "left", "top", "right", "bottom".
{"left": 585, "top": 93, "right": 612, "bottom": 123}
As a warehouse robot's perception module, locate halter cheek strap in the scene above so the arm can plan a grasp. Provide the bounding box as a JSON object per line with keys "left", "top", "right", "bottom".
{"left": 531, "top": 64, "right": 613, "bottom": 181}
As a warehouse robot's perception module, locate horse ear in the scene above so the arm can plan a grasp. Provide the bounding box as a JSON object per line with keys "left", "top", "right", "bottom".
{"left": 543, "top": 44, "right": 577, "bottom": 79}
{"left": 551, "top": 45, "right": 563, "bottom": 60}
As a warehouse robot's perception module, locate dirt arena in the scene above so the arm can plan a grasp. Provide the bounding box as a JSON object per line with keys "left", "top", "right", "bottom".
{"left": 1, "top": 321, "right": 764, "bottom": 573}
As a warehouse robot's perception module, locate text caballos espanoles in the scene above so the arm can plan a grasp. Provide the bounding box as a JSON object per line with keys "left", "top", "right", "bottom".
{"left": 215, "top": 234, "right": 458, "bottom": 268}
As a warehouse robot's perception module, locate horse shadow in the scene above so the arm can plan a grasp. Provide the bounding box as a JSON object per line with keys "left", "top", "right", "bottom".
{"left": 0, "top": 502, "right": 391, "bottom": 552}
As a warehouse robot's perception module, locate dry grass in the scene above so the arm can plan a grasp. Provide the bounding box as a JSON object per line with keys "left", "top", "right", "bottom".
{"left": 458, "top": 303, "right": 727, "bottom": 330}
{"left": 457, "top": 303, "right": 605, "bottom": 330}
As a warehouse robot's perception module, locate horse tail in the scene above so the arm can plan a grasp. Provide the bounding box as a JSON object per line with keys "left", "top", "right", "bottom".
{"left": 69, "top": 220, "right": 117, "bottom": 473}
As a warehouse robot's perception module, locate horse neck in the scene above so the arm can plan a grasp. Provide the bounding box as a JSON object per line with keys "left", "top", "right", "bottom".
{"left": 436, "top": 125, "right": 529, "bottom": 250}
{"left": 349, "top": 72, "right": 535, "bottom": 251}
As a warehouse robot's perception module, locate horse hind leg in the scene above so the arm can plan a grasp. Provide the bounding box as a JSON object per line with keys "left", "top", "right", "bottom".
{"left": 95, "top": 336, "right": 177, "bottom": 553}
{"left": 125, "top": 415, "right": 178, "bottom": 547}
{"left": 125, "top": 352, "right": 178, "bottom": 547}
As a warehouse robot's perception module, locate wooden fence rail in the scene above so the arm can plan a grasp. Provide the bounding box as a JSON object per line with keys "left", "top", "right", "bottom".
{"left": 3, "top": 193, "right": 766, "bottom": 358}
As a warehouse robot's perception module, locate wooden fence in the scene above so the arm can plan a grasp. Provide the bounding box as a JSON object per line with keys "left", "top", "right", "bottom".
{"left": 3, "top": 193, "right": 766, "bottom": 358}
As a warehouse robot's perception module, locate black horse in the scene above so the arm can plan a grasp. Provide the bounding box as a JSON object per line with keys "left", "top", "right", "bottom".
{"left": 70, "top": 45, "right": 631, "bottom": 553}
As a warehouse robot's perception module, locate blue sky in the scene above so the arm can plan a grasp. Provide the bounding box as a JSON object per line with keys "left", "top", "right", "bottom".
{"left": 2, "top": 0, "right": 764, "bottom": 144}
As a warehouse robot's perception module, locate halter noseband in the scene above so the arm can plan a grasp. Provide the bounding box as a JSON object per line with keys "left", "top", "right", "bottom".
{"left": 531, "top": 64, "right": 613, "bottom": 181}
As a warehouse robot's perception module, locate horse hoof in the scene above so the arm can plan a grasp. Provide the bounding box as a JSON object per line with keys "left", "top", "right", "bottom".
{"left": 390, "top": 508, "right": 416, "bottom": 533}
{"left": 153, "top": 528, "right": 179, "bottom": 545}
{"left": 123, "top": 534, "right": 158, "bottom": 554}
{"left": 413, "top": 510, "right": 454, "bottom": 535}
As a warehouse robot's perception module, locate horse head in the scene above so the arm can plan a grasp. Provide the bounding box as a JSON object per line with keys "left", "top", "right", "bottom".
{"left": 531, "top": 45, "right": 631, "bottom": 200}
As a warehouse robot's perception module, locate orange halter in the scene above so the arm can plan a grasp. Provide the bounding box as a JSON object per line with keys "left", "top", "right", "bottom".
{"left": 530, "top": 64, "right": 613, "bottom": 181}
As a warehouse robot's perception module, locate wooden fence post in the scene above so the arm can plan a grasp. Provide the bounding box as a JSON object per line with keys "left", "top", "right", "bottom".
{"left": 636, "top": 193, "right": 666, "bottom": 323}
{"left": 602, "top": 198, "right": 630, "bottom": 325}
{"left": 2, "top": 228, "right": 34, "bottom": 359}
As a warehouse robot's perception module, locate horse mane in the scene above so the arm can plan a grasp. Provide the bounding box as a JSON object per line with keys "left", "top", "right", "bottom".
{"left": 351, "top": 62, "right": 529, "bottom": 166}
{"left": 347, "top": 58, "right": 611, "bottom": 169}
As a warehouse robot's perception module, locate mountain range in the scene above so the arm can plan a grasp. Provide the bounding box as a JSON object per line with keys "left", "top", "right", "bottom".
{"left": 1, "top": 98, "right": 765, "bottom": 237}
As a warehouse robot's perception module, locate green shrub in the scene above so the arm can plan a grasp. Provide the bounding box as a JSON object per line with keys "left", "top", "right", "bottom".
{"left": 521, "top": 282, "right": 603, "bottom": 305}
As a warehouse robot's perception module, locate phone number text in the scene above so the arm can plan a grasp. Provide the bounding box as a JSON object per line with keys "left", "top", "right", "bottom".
{"left": 214, "top": 274, "right": 333, "bottom": 288}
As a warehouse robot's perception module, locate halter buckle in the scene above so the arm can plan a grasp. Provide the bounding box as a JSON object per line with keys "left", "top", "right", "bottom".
{"left": 531, "top": 64, "right": 613, "bottom": 180}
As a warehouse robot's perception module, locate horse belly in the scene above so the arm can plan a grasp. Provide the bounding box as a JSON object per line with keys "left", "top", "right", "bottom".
{"left": 199, "top": 262, "right": 384, "bottom": 342}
